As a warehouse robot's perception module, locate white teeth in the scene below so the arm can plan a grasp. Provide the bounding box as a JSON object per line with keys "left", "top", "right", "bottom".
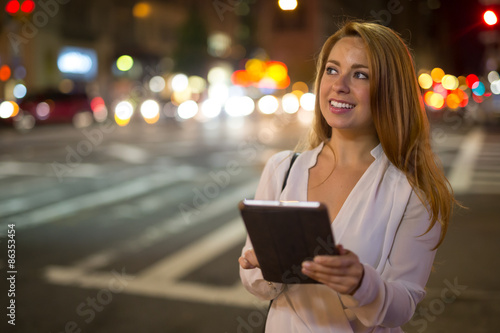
{"left": 330, "top": 100, "right": 355, "bottom": 109}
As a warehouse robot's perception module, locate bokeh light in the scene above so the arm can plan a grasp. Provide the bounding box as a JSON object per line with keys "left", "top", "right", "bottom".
{"left": 116, "top": 55, "right": 134, "bottom": 72}
{"left": 20, "top": 0, "right": 35, "bottom": 13}
{"left": 0, "top": 101, "right": 15, "bottom": 118}
{"left": 278, "top": 0, "right": 298, "bottom": 10}
{"left": 429, "top": 93, "right": 445, "bottom": 109}
{"left": 300, "top": 93, "right": 316, "bottom": 111}
{"left": 472, "top": 81, "right": 485, "bottom": 96}
{"left": 177, "top": 100, "right": 198, "bottom": 120}
{"left": 491, "top": 80, "right": 500, "bottom": 95}
{"left": 418, "top": 73, "right": 433, "bottom": 89}
{"left": 225, "top": 96, "right": 254, "bottom": 117}
{"left": 5, "top": 0, "right": 19, "bottom": 15}
{"left": 282, "top": 93, "right": 300, "bottom": 114}
{"left": 292, "top": 81, "right": 309, "bottom": 93}
{"left": 115, "top": 101, "right": 134, "bottom": 121}
{"left": 91, "top": 97, "right": 108, "bottom": 122}
{"left": 488, "top": 71, "right": 499, "bottom": 83}
{"left": 201, "top": 99, "right": 222, "bottom": 119}
{"left": 140, "top": 99, "right": 160, "bottom": 121}
{"left": 431, "top": 68, "right": 445, "bottom": 83}
{"left": 0, "top": 65, "right": 12, "bottom": 81}
{"left": 208, "top": 66, "right": 231, "bottom": 84}
{"left": 133, "top": 2, "right": 151, "bottom": 18}
{"left": 208, "top": 83, "right": 229, "bottom": 105}
{"left": 441, "top": 75, "right": 459, "bottom": 90}
{"left": 13, "top": 84, "right": 27, "bottom": 99}
{"left": 171, "top": 74, "right": 189, "bottom": 92}
{"left": 258, "top": 95, "right": 279, "bottom": 115}
{"left": 484, "top": 10, "right": 498, "bottom": 26}
{"left": 149, "top": 76, "right": 166, "bottom": 93}
{"left": 466, "top": 74, "right": 479, "bottom": 89}
{"left": 188, "top": 76, "right": 207, "bottom": 94}
{"left": 36, "top": 102, "right": 51, "bottom": 119}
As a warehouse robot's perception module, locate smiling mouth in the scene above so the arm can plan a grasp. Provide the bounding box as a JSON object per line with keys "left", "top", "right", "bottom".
{"left": 330, "top": 100, "right": 355, "bottom": 109}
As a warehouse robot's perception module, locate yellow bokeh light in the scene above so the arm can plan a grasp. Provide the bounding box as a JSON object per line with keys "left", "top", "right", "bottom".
{"left": 431, "top": 68, "right": 445, "bottom": 83}
{"left": 245, "top": 59, "right": 265, "bottom": 79}
{"left": 10, "top": 101, "right": 19, "bottom": 118}
{"left": 133, "top": 2, "right": 152, "bottom": 18}
{"left": 446, "top": 93, "right": 461, "bottom": 110}
{"left": 117, "top": 55, "right": 134, "bottom": 72}
{"left": 418, "top": 73, "right": 433, "bottom": 89}
{"left": 171, "top": 88, "right": 192, "bottom": 105}
{"left": 144, "top": 113, "right": 160, "bottom": 124}
{"left": 457, "top": 76, "right": 468, "bottom": 90}
{"left": 291, "top": 90, "right": 304, "bottom": 99}
{"left": 441, "top": 75, "right": 459, "bottom": 90}
{"left": 292, "top": 81, "right": 309, "bottom": 93}
{"left": 430, "top": 92, "right": 444, "bottom": 109}
{"left": 267, "top": 63, "right": 288, "bottom": 82}
{"left": 114, "top": 113, "right": 130, "bottom": 126}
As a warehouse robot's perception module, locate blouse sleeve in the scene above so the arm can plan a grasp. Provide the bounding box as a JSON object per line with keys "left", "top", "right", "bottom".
{"left": 239, "top": 150, "right": 292, "bottom": 301}
{"left": 339, "top": 190, "right": 441, "bottom": 327}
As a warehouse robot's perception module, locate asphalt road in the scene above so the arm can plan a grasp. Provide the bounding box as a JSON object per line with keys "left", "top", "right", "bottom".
{"left": 0, "top": 114, "right": 499, "bottom": 333}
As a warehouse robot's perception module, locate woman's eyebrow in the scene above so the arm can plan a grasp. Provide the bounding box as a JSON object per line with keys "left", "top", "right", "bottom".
{"left": 326, "top": 59, "right": 368, "bottom": 70}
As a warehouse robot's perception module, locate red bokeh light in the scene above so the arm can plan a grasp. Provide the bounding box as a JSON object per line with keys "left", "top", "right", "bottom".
{"left": 5, "top": 0, "right": 20, "bottom": 15}
{"left": 20, "top": 0, "right": 35, "bottom": 13}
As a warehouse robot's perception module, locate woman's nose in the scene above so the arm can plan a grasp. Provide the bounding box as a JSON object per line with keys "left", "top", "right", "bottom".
{"left": 331, "top": 74, "right": 350, "bottom": 94}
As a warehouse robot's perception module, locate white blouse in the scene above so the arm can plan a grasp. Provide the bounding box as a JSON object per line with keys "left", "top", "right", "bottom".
{"left": 240, "top": 142, "right": 441, "bottom": 332}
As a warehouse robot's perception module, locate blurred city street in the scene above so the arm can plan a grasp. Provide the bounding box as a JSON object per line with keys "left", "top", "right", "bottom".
{"left": 0, "top": 116, "right": 499, "bottom": 332}
{"left": 1, "top": 0, "right": 500, "bottom": 332}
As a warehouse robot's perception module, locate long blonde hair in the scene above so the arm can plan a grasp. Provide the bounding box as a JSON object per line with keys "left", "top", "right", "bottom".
{"left": 307, "top": 21, "right": 455, "bottom": 248}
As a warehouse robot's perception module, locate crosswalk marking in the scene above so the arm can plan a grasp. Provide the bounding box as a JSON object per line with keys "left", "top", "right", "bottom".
{"left": 66, "top": 180, "right": 259, "bottom": 271}
{"left": 44, "top": 218, "right": 265, "bottom": 309}
{"left": 0, "top": 161, "right": 103, "bottom": 178}
{"left": 104, "top": 143, "right": 150, "bottom": 164}
{"left": 0, "top": 165, "right": 199, "bottom": 234}
{"left": 448, "top": 127, "right": 486, "bottom": 194}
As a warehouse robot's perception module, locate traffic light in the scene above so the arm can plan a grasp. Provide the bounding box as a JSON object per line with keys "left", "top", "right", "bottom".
{"left": 483, "top": 10, "right": 498, "bottom": 26}
{"left": 5, "top": 0, "right": 35, "bottom": 16}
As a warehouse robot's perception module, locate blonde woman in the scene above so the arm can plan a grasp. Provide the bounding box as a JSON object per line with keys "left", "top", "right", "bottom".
{"left": 239, "top": 21, "right": 456, "bottom": 332}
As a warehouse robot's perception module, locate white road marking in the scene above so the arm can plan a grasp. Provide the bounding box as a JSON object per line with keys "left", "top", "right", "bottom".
{"left": 0, "top": 166, "right": 199, "bottom": 233}
{"left": 448, "top": 127, "right": 486, "bottom": 194}
{"left": 44, "top": 218, "right": 265, "bottom": 309}
{"left": 71, "top": 180, "right": 258, "bottom": 270}
{"left": 139, "top": 218, "right": 245, "bottom": 280}
{"left": 104, "top": 143, "right": 150, "bottom": 164}
{"left": 0, "top": 161, "right": 103, "bottom": 178}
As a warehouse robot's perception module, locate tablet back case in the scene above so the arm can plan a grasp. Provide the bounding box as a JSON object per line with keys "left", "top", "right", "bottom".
{"left": 239, "top": 201, "right": 338, "bottom": 284}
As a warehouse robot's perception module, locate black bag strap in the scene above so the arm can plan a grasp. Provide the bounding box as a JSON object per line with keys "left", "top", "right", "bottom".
{"left": 263, "top": 152, "right": 300, "bottom": 332}
{"left": 281, "top": 152, "right": 300, "bottom": 192}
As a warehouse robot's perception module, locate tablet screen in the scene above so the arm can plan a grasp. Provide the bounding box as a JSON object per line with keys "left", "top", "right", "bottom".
{"left": 239, "top": 199, "right": 338, "bottom": 284}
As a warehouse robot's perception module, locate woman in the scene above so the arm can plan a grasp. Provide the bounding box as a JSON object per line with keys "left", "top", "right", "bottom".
{"left": 239, "top": 21, "right": 456, "bottom": 332}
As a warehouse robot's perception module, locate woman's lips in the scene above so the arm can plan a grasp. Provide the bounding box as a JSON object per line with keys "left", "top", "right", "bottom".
{"left": 329, "top": 99, "right": 355, "bottom": 114}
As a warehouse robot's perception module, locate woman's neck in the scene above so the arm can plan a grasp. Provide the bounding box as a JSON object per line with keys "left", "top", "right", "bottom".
{"left": 327, "top": 129, "right": 380, "bottom": 167}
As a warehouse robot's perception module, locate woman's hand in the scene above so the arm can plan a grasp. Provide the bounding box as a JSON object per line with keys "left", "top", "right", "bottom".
{"left": 301, "top": 244, "right": 364, "bottom": 295}
{"left": 238, "top": 248, "right": 260, "bottom": 269}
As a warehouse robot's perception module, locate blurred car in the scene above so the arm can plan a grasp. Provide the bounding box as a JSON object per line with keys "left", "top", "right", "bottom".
{"left": 4, "top": 91, "right": 98, "bottom": 130}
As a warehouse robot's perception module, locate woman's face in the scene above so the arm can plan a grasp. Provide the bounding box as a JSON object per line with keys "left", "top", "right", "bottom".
{"left": 319, "top": 37, "right": 374, "bottom": 134}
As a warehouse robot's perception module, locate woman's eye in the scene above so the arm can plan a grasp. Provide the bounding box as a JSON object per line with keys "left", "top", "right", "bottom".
{"left": 326, "top": 67, "right": 338, "bottom": 75}
{"left": 354, "top": 72, "right": 369, "bottom": 79}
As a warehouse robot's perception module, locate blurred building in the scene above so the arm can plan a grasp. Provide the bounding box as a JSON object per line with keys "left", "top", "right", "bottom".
{"left": 0, "top": 0, "right": 489, "bottom": 104}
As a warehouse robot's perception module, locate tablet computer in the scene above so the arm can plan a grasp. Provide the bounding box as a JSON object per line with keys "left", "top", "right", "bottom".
{"left": 239, "top": 199, "right": 338, "bottom": 284}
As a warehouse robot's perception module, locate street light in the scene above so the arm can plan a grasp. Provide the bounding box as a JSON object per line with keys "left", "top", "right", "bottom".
{"left": 483, "top": 10, "right": 498, "bottom": 26}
